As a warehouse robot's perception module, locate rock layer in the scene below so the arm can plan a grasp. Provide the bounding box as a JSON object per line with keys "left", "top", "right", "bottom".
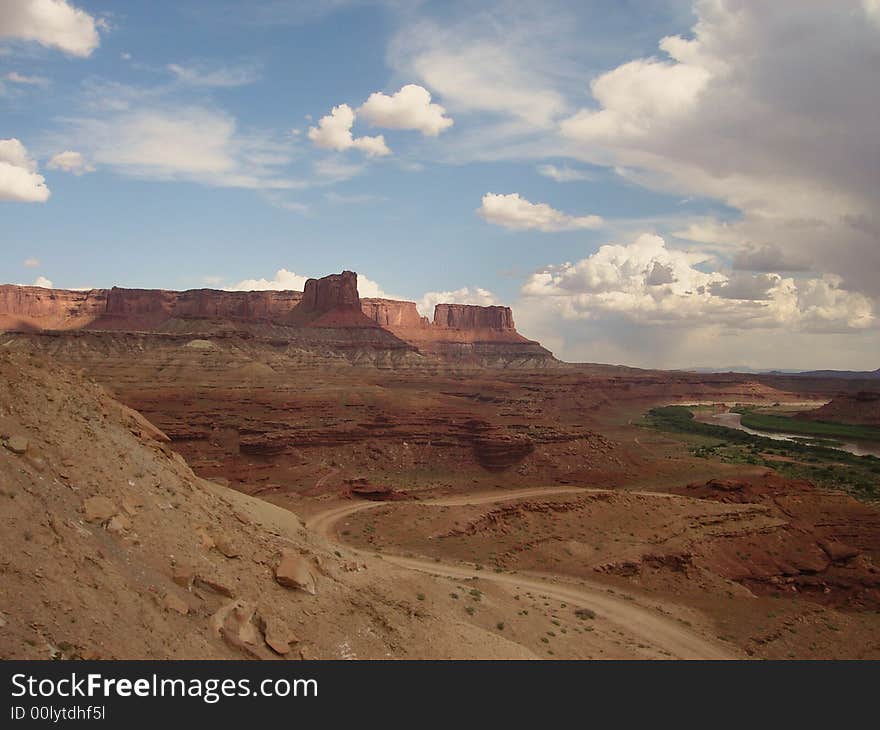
{"left": 433, "top": 304, "right": 515, "bottom": 331}
{"left": 0, "top": 273, "right": 555, "bottom": 365}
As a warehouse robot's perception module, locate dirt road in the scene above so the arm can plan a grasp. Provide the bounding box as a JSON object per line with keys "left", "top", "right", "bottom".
{"left": 306, "top": 487, "right": 736, "bottom": 660}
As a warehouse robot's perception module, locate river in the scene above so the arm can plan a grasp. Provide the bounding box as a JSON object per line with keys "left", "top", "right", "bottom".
{"left": 692, "top": 409, "right": 880, "bottom": 458}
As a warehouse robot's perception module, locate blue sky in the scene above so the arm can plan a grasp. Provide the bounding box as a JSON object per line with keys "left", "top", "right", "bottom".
{"left": 2, "top": 1, "right": 878, "bottom": 369}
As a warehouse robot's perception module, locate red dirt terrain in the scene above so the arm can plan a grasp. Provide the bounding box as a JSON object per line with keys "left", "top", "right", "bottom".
{"left": 797, "top": 391, "right": 880, "bottom": 426}
{"left": 1, "top": 271, "right": 878, "bottom": 659}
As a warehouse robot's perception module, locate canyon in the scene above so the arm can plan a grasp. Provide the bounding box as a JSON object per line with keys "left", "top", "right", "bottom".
{"left": 1, "top": 270, "right": 878, "bottom": 660}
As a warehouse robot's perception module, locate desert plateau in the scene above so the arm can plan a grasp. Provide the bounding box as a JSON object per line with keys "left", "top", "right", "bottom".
{"left": 1, "top": 271, "right": 877, "bottom": 661}
{"left": 2, "top": 0, "right": 880, "bottom": 678}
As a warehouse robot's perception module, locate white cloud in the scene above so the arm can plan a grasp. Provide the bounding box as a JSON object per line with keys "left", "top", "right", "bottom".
{"left": 0, "top": 138, "right": 50, "bottom": 202}
{"left": 167, "top": 62, "right": 260, "bottom": 88}
{"left": 18, "top": 275, "right": 53, "bottom": 288}
{"left": 388, "top": 13, "right": 569, "bottom": 128}
{"left": 358, "top": 84, "right": 453, "bottom": 136}
{"left": 0, "top": 0, "right": 100, "bottom": 57}
{"left": 417, "top": 287, "right": 498, "bottom": 319}
{"left": 307, "top": 104, "right": 390, "bottom": 157}
{"left": 229, "top": 269, "right": 309, "bottom": 292}
{"left": 23, "top": 257, "right": 40, "bottom": 267}
{"left": 229, "top": 269, "right": 392, "bottom": 300}
{"left": 64, "top": 106, "right": 298, "bottom": 189}
{"left": 559, "top": 1, "right": 880, "bottom": 301}
{"left": 536, "top": 163, "right": 590, "bottom": 183}
{"left": 478, "top": 192, "right": 602, "bottom": 232}
{"left": 520, "top": 234, "right": 874, "bottom": 333}
{"left": 47, "top": 149, "right": 94, "bottom": 175}
{"left": 356, "top": 274, "right": 392, "bottom": 299}
{"left": 4, "top": 71, "right": 49, "bottom": 86}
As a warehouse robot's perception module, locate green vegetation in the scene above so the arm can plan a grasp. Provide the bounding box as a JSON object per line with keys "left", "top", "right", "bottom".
{"left": 647, "top": 406, "right": 880, "bottom": 500}
{"left": 732, "top": 407, "right": 880, "bottom": 441}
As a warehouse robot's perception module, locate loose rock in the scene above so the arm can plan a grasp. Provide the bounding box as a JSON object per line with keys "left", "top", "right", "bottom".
{"left": 275, "top": 551, "right": 317, "bottom": 594}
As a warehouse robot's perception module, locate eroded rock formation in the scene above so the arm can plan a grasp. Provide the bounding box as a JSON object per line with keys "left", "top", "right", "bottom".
{"left": 433, "top": 304, "right": 515, "bottom": 331}
{"left": 0, "top": 272, "right": 555, "bottom": 365}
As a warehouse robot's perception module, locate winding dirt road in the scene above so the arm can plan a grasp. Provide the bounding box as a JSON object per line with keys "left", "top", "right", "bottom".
{"left": 306, "top": 487, "right": 736, "bottom": 660}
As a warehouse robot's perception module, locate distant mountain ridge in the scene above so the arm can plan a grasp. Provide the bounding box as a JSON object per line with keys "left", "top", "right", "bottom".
{"left": 682, "top": 366, "right": 880, "bottom": 379}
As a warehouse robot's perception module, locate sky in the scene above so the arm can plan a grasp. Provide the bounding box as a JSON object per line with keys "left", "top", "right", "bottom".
{"left": 1, "top": 0, "right": 878, "bottom": 370}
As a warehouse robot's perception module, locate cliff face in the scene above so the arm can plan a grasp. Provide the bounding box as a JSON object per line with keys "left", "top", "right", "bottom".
{"left": 361, "top": 298, "right": 429, "bottom": 329}
{"left": 0, "top": 285, "right": 305, "bottom": 331}
{"left": 0, "top": 273, "right": 555, "bottom": 365}
{"left": 103, "top": 287, "right": 303, "bottom": 325}
{"left": 0, "top": 286, "right": 107, "bottom": 330}
{"left": 359, "top": 298, "right": 553, "bottom": 365}
{"left": 287, "top": 271, "right": 378, "bottom": 327}
{"left": 433, "top": 304, "right": 515, "bottom": 331}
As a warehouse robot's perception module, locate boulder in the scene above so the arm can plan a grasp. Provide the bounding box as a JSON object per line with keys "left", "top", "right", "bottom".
{"left": 256, "top": 613, "right": 299, "bottom": 655}
{"left": 83, "top": 496, "right": 116, "bottom": 523}
{"left": 211, "top": 600, "right": 270, "bottom": 659}
{"left": 275, "top": 551, "right": 317, "bottom": 594}
{"left": 214, "top": 537, "right": 240, "bottom": 559}
{"left": 4, "top": 436, "right": 28, "bottom": 455}
{"left": 106, "top": 514, "right": 131, "bottom": 534}
{"left": 194, "top": 574, "right": 236, "bottom": 598}
{"left": 163, "top": 593, "right": 189, "bottom": 615}
{"left": 171, "top": 563, "right": 195, "bottom": 588}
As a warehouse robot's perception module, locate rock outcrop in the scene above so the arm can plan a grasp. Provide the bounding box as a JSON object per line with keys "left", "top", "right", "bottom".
{"left": 0, "top": 285, "right": 108, "bottom": 331}
{"left": 99, "top": 287, "right": 303, "bottom": 329}
{"left": 361, "top": 298, "right": 429, "bottom": 329}
{"left": 433, "top": 304, "right": 515, "bottom": 332}
{"left": 0, "top": 272, "right": 555, "bottom": 366}
{"left": 286, "top": 271, "right": 377, "bottom": 328}
{"left": 797, "top": 391, "right": 880, "bottom": 427}
{"left": 0, "top": 284, "right": 303, "bottom": 331}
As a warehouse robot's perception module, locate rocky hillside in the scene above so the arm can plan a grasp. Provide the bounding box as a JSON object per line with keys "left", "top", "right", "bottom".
{"left": 0, "top": 352, "right": 541, "bottom": 659}
{"left": 798, "top": 391, "right": 880, "bottom": 426}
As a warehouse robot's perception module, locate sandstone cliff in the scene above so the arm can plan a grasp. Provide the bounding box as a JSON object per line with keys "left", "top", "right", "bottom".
{"left": 0, "top": 285, "right": 107, "bottom": 330}
{"left": 433, "top": 304, "right": 515, "bottom": 332}
{"left": 0, "top": 273, "right": 555, "bottom": 366}
{"left": 361, "top": 298, "right": 429, "bottom": 329}
{"left": 286, "top": 270, "right": 377, "bottom": 328}
{"left": 0, "top": 284, "right": 304, "bottom": 331}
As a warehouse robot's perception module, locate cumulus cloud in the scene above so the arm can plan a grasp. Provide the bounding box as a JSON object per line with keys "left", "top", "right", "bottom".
{"left": 0, "top": 0, "right": 101, "bottom": 57}
{"left": 520, "top": 234, "right": 874, "bottom": 333}
{"left": 417, "top": 287, "right": 498, "bottom": 319}
{"left": 228, "top": 268, "right": 309, "bottom": 292}
{"left": 307, "top": 104, "right": 390, "bottom": 157}
{"left": 478, "top": 192, "right": 602, "bottom": 232}
{"left": 536, "top": 164, "right": 590, "bottom": 183}
{"left": 63, "top": 106, "right": 298, "bottom": 189}
{"left": 358, "top": 84, "right": 453, "bottom": 136}
{"left": 559, "top": 1, "right": 880, "bottom": 300}
{"left": 17, "top": 275, "right": 53, "bottom": 288}
{"left": 23, "top": 257, "right": 40, "bottom": 267}
{"left": 47, "top": 149, "right": 94, "bottom": 175}
{"left": 730, "top": 243, "right": 811, "bottom": 273}
{"left": 0, "top": 138, "right": 50, "bottom": 202}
